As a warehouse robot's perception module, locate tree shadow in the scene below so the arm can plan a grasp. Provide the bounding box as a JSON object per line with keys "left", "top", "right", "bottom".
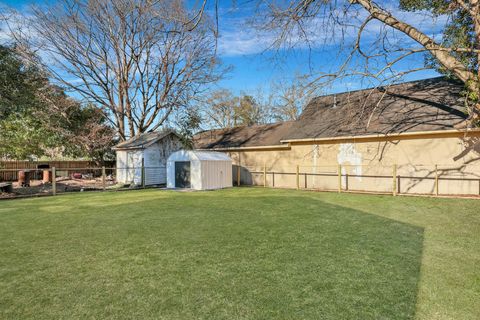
{"left": 453, "top": 136, "right": 480, "bottom": 163}
{"left": 198, "top": 193, "right": 425, "bottom": 320}
{"left": 98, "top": 192, "right": 425, "bottom": 319}
{"left": 233, "top": 164, "right": 254, "bottom": 185}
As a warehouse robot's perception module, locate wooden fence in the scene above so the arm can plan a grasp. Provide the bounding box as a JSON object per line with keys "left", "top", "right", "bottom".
{"left": 234, "top": 164, "right": 480, "bottom": 197}
{"left": 0, "top": 161, "right": 115, "bottom": 181}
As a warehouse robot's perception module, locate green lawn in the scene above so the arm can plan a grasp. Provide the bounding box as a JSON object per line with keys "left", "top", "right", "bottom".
{"left": 0, "top": 188, "right": 478, "bottom": 320}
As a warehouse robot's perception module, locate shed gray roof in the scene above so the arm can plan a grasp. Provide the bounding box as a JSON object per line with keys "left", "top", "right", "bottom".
{"left": 194, "top": 77, "right": 468, "bottom": 149}
{"left": 114, "top": 130, "right": 180, "bottom": 150}
{"left": 168, "top": 150, "right": 232, "bottom": 162}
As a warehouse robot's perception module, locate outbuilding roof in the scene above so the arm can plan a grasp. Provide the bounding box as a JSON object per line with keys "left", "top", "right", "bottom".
{"left": 113, "top": 130, "right": 180, "bottom": 150}
{"left": 194, "top": 77, "right": 468, "bottom": 149}
{"left": 168, "top": 150, "right": 231, "bottom": 162}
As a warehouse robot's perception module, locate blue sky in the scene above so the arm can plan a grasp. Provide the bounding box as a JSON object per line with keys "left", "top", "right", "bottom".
{"left": 1, "top": 0, "right": 444, "bottom": 96}
{"left": 207, "top": 0, "right": 446, "bottom": 94}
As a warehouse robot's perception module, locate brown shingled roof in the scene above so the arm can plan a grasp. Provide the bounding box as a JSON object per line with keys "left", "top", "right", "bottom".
{"left": 287, "top": 76, "right": 467, "bottom": 140}
{"left": 194, "top": 77, "right": 468, "bottom": 149}
{"left": 194, "top": 121, "right": 294, "bottom": 149}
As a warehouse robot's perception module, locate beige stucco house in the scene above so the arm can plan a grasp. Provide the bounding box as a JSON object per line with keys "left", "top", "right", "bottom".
{"left": 194, "top": 77, "right": 480, "bottom": 196}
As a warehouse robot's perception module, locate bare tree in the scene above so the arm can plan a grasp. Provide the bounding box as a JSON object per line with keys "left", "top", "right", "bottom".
{"left": 255, "top": 0, "right": 480, "bottom": 124}
{"left": 7, "top": 0, "right": 221, "bottom": 140}
{"left": 198, "top": 88, "right": 274, "bottom": 129}
{"left": 199, "top": 89, "right": 240, "bottom": 128}
{"left": 235, "top": 93, "right": 268, "bottom": 125}
{"left": 271, "top": 79, "right": 311, "bottom": 121}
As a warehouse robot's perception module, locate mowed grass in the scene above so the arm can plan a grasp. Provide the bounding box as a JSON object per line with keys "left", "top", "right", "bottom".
{"left": 0, "top": 188, "right": 478, "bottom": 319}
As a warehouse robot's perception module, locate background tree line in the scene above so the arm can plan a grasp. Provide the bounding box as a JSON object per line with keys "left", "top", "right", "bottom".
{"left": 196, "top": 80, "right": 311, "bottom": 130}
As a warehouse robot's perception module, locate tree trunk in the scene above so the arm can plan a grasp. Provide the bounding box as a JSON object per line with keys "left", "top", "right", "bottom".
{"left": 472, "top": 0, "right": 480, "bottom": 121}
{"left": 352, "top": 0, "right": 477, "bottom": 84}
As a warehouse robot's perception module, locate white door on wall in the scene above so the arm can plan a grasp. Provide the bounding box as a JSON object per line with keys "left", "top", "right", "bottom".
{"left": 126, "top": 151, "right": 143, "bottom": 184}
{"left": 115, "top": 151, "right": 128, "bottom": 183}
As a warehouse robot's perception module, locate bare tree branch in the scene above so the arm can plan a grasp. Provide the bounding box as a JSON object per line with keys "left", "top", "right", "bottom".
{"left": 6, "top": 0, "right": 223, "bottom": 140}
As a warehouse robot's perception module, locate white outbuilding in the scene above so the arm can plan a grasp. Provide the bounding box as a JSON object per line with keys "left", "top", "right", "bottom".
{"left": 167, "top": 150, "right": 232, "bottom": 190}
{"left": 113, "top": 130, "right": 184, "bottom": 186}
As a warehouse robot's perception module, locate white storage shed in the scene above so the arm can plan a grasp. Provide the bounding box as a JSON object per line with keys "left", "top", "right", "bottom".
{"left": 167, "top": 151, "right": 232, "bottom": 190}
{"left": 113, "top": 130, "right": 184, "bottom": 186}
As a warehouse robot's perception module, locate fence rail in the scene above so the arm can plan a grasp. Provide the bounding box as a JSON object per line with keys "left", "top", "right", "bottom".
{"left": 234, "top": 164, "right": 480, "bottom": 197}
{"left": 0, "top": 161, "right": 115, "bottom": 181}
{"left": 1, "top": 163, "right": 479, "bottom": 200}
{"left": 0, "top": 166, "right": 164, "bottom": 199}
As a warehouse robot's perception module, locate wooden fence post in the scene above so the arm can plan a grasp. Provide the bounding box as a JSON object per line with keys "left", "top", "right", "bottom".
{"left": 237, "top": 166, "right": 241, "bottom": 187}
{"left": 52, "top": 167, "right": 56, "bottom": 196}
{"left": 102, "top": 166, "right": 106, "bottom": 190}
{"left": 397, "top": 175, "right": 401, "bottom": 194}
{"left": 338, "top": 164, "right": 342, "bottom": 193}
{"left": 296, "top": 165, "right": 300, "bottom": 190}
{"left": 435, "top": 165, "right": 439, "bottom": 196}
{"left": 263, "top": 164, "right": 267, "bottom": 187}
{"left": 392, "top": 164, "right": 397, "bottom": 196}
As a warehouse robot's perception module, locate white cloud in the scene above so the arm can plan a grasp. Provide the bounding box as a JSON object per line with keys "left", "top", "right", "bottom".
{"left": 216, "top": 4, "right": 449, "bottom": 57}
{"left": 217, "top": 27, "right": 273, "bottom": 56}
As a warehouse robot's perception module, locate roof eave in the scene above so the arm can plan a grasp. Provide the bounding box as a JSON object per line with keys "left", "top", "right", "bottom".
{"left": 112, "top": 145, "right": 146, "bottom": 151}
{"left": 195, "top": 144, "right": 292, "bottom": 152}
{"left": 280, "top": 128, "right": 480, "bottom": 144}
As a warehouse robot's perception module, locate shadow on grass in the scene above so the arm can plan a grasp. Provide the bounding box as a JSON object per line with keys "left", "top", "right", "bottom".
{"left": 0, "top": 191, "right": 424, "bottom": 320}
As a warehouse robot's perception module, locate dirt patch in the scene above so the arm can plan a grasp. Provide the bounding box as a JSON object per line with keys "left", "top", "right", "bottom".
{"left": 0, "top": 177, "right": 116, "bottom": 199}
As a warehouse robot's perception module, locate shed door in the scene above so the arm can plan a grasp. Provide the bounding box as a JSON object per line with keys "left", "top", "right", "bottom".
{"left": 127, "top": 151, "right": 142, "bottom": 184}
{"left": 175, "top": 161, "right": 191, "bottom": 188}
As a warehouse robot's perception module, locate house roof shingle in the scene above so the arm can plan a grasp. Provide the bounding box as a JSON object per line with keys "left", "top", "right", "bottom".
{"left": 193, "top": 121, "right": 295, "bottom": 149}
{"left": 194, "top": 77, "right": 468, "bottom": 149}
